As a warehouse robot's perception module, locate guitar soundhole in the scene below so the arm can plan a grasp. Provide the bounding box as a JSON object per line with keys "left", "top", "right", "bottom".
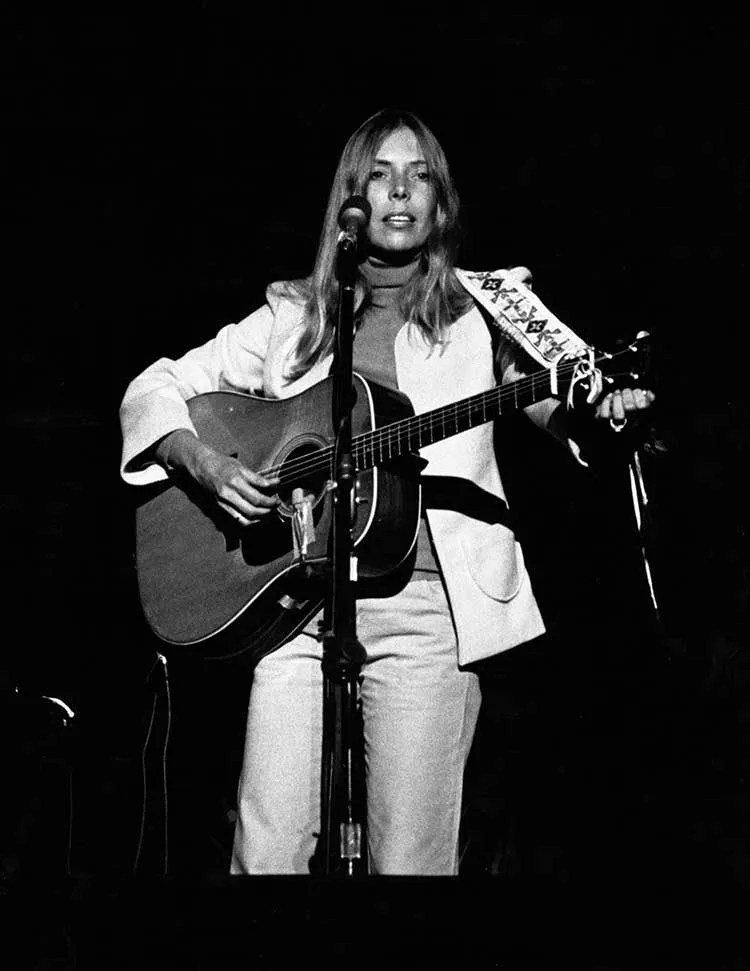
{"left": 274, "top": 435, "right": 331, "bottom": 519}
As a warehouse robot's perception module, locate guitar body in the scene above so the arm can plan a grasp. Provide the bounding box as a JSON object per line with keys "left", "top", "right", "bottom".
{"left": 135, "top": 375, "right": 421, "bottom": 662}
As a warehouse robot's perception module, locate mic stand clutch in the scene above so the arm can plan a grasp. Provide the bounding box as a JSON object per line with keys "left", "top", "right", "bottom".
{"left": 316, "top": 217, "right": 368, "bottom": 876}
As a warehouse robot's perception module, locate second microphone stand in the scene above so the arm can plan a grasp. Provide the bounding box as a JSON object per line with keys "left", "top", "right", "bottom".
{"left": 316, "top": 231, "right": 368, "bottom": 876}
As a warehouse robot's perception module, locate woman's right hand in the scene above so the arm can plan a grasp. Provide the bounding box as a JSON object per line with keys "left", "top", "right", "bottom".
{"left": 156, "top": 429, "right": 280, "bottom": 526}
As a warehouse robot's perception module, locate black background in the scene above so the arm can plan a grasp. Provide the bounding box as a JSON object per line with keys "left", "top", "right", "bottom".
{"left": 2, "top": 7, "right": 749, "bottom": 966}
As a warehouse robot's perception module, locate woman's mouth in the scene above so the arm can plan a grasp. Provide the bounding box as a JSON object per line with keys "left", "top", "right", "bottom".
{"left": 383, "top": 213, "right": 415, "bottom": 226}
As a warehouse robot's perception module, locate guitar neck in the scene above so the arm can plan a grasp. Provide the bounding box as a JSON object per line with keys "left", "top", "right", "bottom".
{"left": 353, "top": 367, "right": 560, "bottom": 470}
{"left": 265, "top": 338, "right": 646, "bottom": 488}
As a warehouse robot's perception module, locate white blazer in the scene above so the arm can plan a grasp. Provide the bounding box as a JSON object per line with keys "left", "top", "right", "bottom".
{"left": 120, "top": 277, "right": 546, "bottom": 665}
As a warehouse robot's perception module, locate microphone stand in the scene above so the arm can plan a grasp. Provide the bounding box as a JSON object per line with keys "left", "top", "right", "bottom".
{"left": 316, "top": 231, "right": 368, "bottom": 876}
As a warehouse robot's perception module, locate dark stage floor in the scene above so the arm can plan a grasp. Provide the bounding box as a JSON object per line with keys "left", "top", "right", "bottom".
{"left": 4, "top": 618, "right": 750, "bottom": 969}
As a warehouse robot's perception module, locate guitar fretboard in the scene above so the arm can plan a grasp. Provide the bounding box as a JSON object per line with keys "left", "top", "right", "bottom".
{"left": 266, "top": 338, "right": 642, "bottom": 487}
{"left": 352, "top": 368, "right": 556, "bottom": 470}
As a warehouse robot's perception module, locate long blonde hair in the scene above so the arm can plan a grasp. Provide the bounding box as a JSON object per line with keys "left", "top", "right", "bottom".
{"left": 286, "top": 109, "right": 471, "bottom": 380}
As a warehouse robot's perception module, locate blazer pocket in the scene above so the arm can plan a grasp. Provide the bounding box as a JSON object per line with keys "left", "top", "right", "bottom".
{"left": 461, "top": 522, "right": 524, "bottom": 603}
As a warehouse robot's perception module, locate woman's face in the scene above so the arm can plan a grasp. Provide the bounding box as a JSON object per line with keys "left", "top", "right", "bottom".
{"left": 364, "top": 127, "right": 436, "bottom": 261}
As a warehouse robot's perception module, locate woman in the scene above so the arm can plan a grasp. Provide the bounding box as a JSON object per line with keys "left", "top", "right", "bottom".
{"left": 120, "top": 108, "right": 653, "bottom": 875}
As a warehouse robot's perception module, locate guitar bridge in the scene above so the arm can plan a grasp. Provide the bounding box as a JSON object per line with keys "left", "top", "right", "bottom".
{"left": 291, "top": 487, "right": 316, "bottom": 559}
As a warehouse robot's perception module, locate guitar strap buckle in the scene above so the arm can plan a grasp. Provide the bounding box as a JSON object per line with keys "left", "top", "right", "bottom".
{"left": 291, "top": 487, "right": 316, "bottom": 559}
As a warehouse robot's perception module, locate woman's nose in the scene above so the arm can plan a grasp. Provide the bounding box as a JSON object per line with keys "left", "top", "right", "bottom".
{"left": 389, "top": 177, "right": 409, "bottom": 200}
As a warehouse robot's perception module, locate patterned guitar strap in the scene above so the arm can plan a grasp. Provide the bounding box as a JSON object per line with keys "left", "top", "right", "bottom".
{"left": 457, "top": 270, "right": 660, "bottom": 611}
{"left": 455, "top": 267, "right": 603, "bottom": 408}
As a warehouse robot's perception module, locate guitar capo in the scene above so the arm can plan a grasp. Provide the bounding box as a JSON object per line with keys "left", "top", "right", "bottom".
{"left": 565, "top": 346, "right": 603, "bottom": 409}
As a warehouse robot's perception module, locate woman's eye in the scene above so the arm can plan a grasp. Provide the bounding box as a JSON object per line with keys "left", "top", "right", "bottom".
{"left": 414, "top": 170, "right": 431, "bottom": 181}
{"left": 368, "top": 170, "right": 386, "bottom": 181}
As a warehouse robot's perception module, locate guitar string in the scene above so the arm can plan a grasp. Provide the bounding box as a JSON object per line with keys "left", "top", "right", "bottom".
{"left": 256, "top": 347, "right": 635, "bottom": 486}
{"left": 262, "top": 360, "right": 633, "bottom": 487}
{"left": 260, "top": 364, "right": 574, "bottom": 485}
{"left": 265, "top": 364, "right": 635, "bottom": 488}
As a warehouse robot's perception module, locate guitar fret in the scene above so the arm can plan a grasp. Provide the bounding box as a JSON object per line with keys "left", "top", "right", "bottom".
{"left": 352, "top": 352, "right": 598, "bottom": 472}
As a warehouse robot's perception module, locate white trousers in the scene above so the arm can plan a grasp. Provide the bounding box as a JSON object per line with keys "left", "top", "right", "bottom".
{"left": 230, "top": 579, "right": 482, "bottom": 875}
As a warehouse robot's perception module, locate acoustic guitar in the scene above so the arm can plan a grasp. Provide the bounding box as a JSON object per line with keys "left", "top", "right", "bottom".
{"left": 134, "top": 338, "right": 646, "bottom": 663}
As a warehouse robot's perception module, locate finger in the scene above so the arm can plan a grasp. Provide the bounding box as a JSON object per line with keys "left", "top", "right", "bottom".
{"left": 229, "top": 488, "right": 280, "bottom": 515}
{"left": 230, "top": 470, "right": 281, "bottom": 506}
{"left": 221, "top": 495, "right": 279, "bottom": 525}
{"left": 597, "top": 391, "right": 613, "bottom": 419}
{"left": 633, "top": 388, "right": 652, "bottom": 410}
{"left": 622, "top": 388, "right": 656, "bottom": 411}
{"left": 244, "top": 469, "right": 281, "bottom": 489}
{"left": 610, "top": 390, "right": 626, "bottom": 422}
{"left": 216, "top": 478, "right": 279, "bottom": 519}
{"left": 240, "top": 485, "right": 280, "bottom": 508}
{"left": 218, "top": 501, "right": 253, "bottom": 527}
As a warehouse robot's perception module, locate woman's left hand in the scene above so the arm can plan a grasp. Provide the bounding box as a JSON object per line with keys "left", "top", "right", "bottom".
{"left": 596, "top": 387, "right": 655, "bottom": 427}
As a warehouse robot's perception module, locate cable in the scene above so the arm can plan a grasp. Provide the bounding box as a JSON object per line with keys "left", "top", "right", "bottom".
{"left": 159, "top": 654, "right": 171, "bottom": 876}
{"left": 132, "top": 679, "right": 158, "bottom": 874}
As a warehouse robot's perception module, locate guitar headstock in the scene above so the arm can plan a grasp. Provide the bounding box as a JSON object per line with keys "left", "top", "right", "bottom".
{"left": 598, "top": 330, "right": 653, "bottom": 396}
{"left": 597, "top": 330, "right": 651, "bottom": 394}
{"left": 562, "top": 331, "right": 653, "bottom": 409}
{"left": 563, "top": 331, "right": 664, "bottom": 459}
{"left": 605, "top": 329, "right": 651, "bottom": 392}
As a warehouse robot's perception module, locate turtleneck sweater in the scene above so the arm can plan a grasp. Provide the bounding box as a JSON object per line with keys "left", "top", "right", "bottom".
{"left": 353, "top": 257, "right": 441, "bottom": 581}
{"left": 352, "top": 257, "right": 418, "bottom": 391}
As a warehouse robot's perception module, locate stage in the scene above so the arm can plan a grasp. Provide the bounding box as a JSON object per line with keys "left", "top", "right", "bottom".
{"left": 3, "top": 8, "right": 749, "bottom": 969}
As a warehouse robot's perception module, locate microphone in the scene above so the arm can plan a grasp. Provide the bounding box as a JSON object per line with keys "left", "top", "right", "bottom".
{"left": 337, "top": 195, "right": 371, "bottom": 250}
